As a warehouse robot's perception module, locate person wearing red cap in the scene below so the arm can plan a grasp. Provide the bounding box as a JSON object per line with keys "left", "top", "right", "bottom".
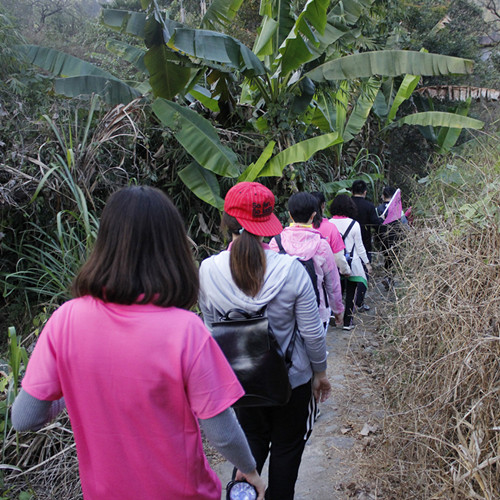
{"left": 199, "top": 182, "right": 331, "bottom": 500}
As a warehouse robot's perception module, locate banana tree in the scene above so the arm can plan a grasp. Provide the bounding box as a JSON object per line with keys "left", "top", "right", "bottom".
{"left": 17, "top": 0, "right": 483, "bottom": 209}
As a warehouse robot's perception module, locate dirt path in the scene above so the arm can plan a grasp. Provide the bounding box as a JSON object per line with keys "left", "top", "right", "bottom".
{"left": 211, "top": 280, "right": 388, "bottom": 499}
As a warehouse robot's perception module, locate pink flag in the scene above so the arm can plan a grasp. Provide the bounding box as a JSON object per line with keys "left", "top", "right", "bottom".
{"left": 382, "top": 189, "right": 402, "bottom": 225}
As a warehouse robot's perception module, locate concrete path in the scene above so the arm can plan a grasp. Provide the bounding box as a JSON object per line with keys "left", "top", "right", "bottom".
{"left": 213, "top": 284, "right": 386, "bottom": 499}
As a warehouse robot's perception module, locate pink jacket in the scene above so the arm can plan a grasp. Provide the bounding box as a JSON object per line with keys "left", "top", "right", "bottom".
{"left": 270, "top": 226, "right": 344, "bottom": 322}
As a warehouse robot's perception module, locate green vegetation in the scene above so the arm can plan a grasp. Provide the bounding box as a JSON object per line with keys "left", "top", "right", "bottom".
{"left": 0, "top": 0, "right": 498, "bottom": 496}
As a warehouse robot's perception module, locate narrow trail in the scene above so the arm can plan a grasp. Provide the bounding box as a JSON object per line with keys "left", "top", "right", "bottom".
{"left": 212, "top": 278, "right": 389, "bottom": 500}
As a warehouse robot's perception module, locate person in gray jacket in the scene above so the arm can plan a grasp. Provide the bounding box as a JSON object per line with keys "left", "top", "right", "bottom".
{"left": 199, "top": 182, "right": 331, "bottom": 500}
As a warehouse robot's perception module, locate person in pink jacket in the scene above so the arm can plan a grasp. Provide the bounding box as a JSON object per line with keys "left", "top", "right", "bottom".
{"left": 270, "top": 192, "right": 344, "bottom": 328}
{"left": 311, "top": 191, "right": 351, "bottom": 277}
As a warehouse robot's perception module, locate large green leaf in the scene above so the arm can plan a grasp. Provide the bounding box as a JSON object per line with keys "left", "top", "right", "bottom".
{"left": 54, "top": 76, "right": 141, "bottom": 105}
{"left": 188, "top": 85, "right": 220, "bottom": 112}
{"left": 106, "top": 39, "right": 148, "bottom": 74}
{"left": 385, "top": 73, "right": 421, "bottom": 125}
{"left": 18, "top": 45, "right": 118, "bottom": 79}
{"left": 239, "top": 141, "right": 276, "bottom": 182}
{"left": 101, "top": 9, "right": 147, "bottom": 38}
{"left": 144, "top": 45, "right": 192, "bottom": 99}
{"left": 436, "top": 101, "right": 472, "bottom": 154}
{"left": 259, "top": 0, "right": 294, "bottom": 56}
{"left": 201, "top": 0, "right": 244, "bottom": 30}
{"left": 306, "top": 51, "right": 474, "bottom": 81}
{"left": 274, "top": 0, "right": 329, "bottom": 74}
{"left": 336, "top": 81, "right": 349, "bottom": 137}
{"left": 152, "top": 98, "right": 240, "bottom": 177}
{"left": 178, "top": 162, "right": 224, "bottom": 210}
{"left": 344, "top": 77, "right": 381, "bottom": 140}
{"left": 259, "top": 132, "right": 343, "bottom": 177}
{"left": 397, "top": 111, "right": 483, "bottom": 129}
{"left": 253, "top": 17, "right": 278, "bottom": 57}
{"left": 169, "top": 29, "right": 267, "bottom": 77}
{"left": 331, "top": 0, "right": 374, "bottom": 24}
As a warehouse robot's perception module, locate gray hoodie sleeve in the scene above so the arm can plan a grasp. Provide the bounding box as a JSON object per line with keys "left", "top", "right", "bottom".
{"left": 11, "top": 389, "right": 66, "bottom": 431}
{"left": 199, "top": 407, "right": 256, "bottom": 473}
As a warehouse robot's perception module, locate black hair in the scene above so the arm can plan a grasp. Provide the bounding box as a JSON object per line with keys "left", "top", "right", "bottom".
{"left": 382, "top": 186, "right": 396, "bottom": 199}
{"left": 351, "top": 180, "right": 367, "bottom": 195}
{"left": 288, "top": 192, "right": 318, "bottom": 224}
{"left": 73, "top": 186, "right": 198, "bottom": 309}
{"left": 329, "top": 194, "right": 358, "bottom": 219}
{"left": 310, "top": 192, "right": 326, "bottom": 228}
{"left": 221, "top": 212, "right": 266, "bottom": 297}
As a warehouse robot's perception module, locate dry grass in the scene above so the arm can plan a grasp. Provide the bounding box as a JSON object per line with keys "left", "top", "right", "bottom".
{"left": 2, "top": 414, "right": 82, "bottom": 499}
{"left": 378, "top": 145, "right": 500, "bottom": 499}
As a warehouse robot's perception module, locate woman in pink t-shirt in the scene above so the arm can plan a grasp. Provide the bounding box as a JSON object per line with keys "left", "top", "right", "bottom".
{"left": 311, "top": 191, "right": 351, "bottom": 276}
{"left": 12, "top": 186, "right": 265, "bottom": 500}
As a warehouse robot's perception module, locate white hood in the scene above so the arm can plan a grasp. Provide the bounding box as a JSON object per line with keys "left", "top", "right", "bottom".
{"left": 199, "top": 249, "right": 295, "bottom": 316}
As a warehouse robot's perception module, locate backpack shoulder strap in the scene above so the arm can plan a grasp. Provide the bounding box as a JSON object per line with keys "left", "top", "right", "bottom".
{"left": 275, "top": 233, "right": 286, "bottom": 254}
{"left": 342, "top": 220, "right": 356, "bottom": 242}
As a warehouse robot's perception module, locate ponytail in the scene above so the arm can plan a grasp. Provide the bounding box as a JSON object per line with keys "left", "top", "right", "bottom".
{"left": 221, "top": 212, "right": 266, "bottom": 297}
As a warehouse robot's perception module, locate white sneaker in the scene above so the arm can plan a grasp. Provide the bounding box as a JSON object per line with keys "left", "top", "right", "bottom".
{"left": 342, "top": 324, "right": 355, "bottom": 331}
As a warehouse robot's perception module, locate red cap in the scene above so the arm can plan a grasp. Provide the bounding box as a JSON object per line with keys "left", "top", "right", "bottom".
{"left": 224, "top": 182, "right": 283, "bottom": 237}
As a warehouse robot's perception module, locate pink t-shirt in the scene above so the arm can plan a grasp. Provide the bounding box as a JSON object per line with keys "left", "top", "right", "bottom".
{"left": 22, "top": 296, "right": 244, "bottom": 500}
{"left": 317, "top": 218, "right": 345, "bottom": 254}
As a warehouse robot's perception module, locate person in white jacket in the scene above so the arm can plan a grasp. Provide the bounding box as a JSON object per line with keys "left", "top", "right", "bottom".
{"left": 329, "top": 194, "right": 372, "bottom": 330}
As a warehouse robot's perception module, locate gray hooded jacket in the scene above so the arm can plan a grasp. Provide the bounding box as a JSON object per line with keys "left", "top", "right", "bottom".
{"left": 199, "top": 248, "right": 327, "bottom": 389}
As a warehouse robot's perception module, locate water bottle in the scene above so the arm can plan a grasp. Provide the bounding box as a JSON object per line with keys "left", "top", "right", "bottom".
{"left": 226, "top": 480, "right": 258, "bottom": 500}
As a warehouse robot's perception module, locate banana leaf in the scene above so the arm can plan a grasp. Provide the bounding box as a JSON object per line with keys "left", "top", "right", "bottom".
{"left": 17, "top": 45, "right": 118, "bottom": 79}
{"left": 274, "top": 0, "right": 329, "bottom": 74}
{"left": 397, "top": 111, "right": 483, "bottom": 129}
{"left": 54, "top": 76, "right": 141, "bottom": 106}
{"left": 101, "top": 9, "right": 147, "bottom": 38}
{"left": 436, "top": 101, "right": 473, "bottom": 153}
{"left": 258, "top": 132, "right": 342, "bottom": 178}
{"left": 106, "top": 40, "right": 148, "bottom": 74}
{"left": 169, "top": 29, "right": 267, "bottom": 77}
{"left": 259, "top": 0, "right": 294, "bottom": 50}
{"left": 253, "top": 17, "right": 279, "bottom": 57}
{"left": 306, "top": 50, "right": 474, "bottom": 81}
{"left": 344, "top": 77, "right": 381, "bottom": 140}
{"left": 201, "top": 0, "right": 245, "bottom": 30}
{"left": 239, "top": 141, "right": 276, "bottom": 182}
{"left": 385, "top": 74, "right": 421, "bottom": 125}
{"left": 188, "top": 85, "right": 220, "bottom": 112}
{"left": 152, "top": 98, "right": 240, "bottom": 178}
{"left": 179, "top": 162, "right": 224, "bottom": 210}
{"left": 145, "top": 45, "right": 192, "bottom": 99}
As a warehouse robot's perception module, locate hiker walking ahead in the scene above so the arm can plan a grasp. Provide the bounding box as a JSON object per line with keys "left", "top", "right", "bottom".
{"left": 199, "top": 182, "right": 331, "bottom": 500}
{"left": 12, "top": 186, "right": 265, "bottom": 500}
{"left": 350, "top": 180, "right": 380, "bottom": 311}
{"left": 329, "top": 194, "right": 372, "bottom": 330}
{"left": 376, "top": 186, "right": 408, "bottom": 289}
{"left": 269, "top": 192, "right": 344, "bottom": 328}
{"left": 311, "top": 191, "right": 351, "bottom": 277}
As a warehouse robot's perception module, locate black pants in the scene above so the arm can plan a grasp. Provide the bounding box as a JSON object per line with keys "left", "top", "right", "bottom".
{"left": 341, "top": 278, "right": 358, "bottom": 327}
{"left": 355, "top": 252, "right": 371, "bottom": 308}
{"left": 235, "top": 381, "right": 314, "bottom": 499}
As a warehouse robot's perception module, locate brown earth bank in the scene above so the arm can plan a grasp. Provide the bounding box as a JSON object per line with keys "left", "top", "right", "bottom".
{"left": 207, "top": 275, "right": 395, "bottom": 500}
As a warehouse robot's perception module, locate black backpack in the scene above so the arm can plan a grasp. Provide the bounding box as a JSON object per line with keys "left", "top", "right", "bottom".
{"left": 211, "top": 306, "right": 296, "bottom": 407}
{"left": 274, "top": 233, "right": 321, "bottom": 306}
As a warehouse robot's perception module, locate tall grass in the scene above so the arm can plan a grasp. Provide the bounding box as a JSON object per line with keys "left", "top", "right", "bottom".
{"left": 1, "top": 160, "right": 98, "bottom": 311}
{"left": 380, "top": 136, "right": 500, "bottom": 498}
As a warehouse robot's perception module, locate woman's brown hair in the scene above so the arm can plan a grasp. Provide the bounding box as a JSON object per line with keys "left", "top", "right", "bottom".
{"left": 221, "top": 212, "right": 266, "bottom": 297}
{"left": 72, "top": 186, "right": 198, "bottom": 309}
